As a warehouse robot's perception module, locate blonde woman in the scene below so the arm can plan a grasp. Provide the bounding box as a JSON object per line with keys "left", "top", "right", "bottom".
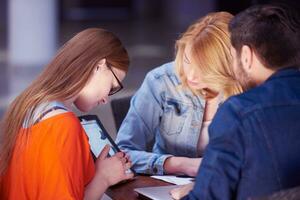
{"left": 0, "top": 28, "right": 133, "bottom": 200}
{"left": 116, "top": 12, "right": 243, "bottom": 177}
{"left": 170, "top": 11, "right": 243, "bottom": 199}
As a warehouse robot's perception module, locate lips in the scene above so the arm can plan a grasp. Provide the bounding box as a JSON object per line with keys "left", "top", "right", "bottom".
{"left": 187, "top": 80, "right": 199, "bottom": 86}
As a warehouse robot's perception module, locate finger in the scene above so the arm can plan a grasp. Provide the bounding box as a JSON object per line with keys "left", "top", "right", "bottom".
{"left": 186, "top": 182, "right": 195, "bottom": 188}
{"left": 124, "top": 172, "right": 134, "bottom": 180}
{"left": 170, "top": 183, "right": 194, "bottom": 199}
{"left": 169, "top": 188, "right": 181, "bottom": 200}
{"left": 120, "top": 157, "right": 127, "bottom": 165}
{"left": 124, "top": 154, "right": 130, "bottom": 162}
{"left": 98, "top": 145, "right": 110, "bottom": 160}
{"left": 124, "top": 162, "right": 132, "bottom": 170}
{"left": 115, "top": 151, "right": 125, "bottom": 158}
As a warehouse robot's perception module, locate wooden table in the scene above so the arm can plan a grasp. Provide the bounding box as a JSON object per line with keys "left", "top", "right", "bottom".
{"left": 106, "top": 175, "right": 172, "bottom": 200}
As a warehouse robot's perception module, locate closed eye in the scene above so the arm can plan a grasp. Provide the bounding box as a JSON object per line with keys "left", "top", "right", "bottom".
{"left": 184, "top": 53, "right": 191, "bottom": 64}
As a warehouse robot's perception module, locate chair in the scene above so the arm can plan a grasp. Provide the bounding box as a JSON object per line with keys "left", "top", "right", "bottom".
{"left": 110, "top": 95, "right": 132, "bottom": 131}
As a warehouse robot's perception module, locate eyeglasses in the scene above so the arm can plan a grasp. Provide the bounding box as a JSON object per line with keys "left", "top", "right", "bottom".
{"left": 107, "top": 64, "right": 123, "bottom": 96}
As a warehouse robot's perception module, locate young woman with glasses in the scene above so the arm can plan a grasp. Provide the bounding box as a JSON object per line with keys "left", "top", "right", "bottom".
{"left": 0, "top": 28, "right": 133, "bottom": 200}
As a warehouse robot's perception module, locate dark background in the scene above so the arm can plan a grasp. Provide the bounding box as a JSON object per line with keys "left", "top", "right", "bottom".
{"left": 0, "top": 0, "right": 298, "bottom": 137}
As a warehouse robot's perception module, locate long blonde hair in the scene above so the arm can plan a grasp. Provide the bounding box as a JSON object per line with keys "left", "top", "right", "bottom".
{"left": 0, "top": 28, "right": 129, "bottom": 175}
{"left": 175, "top": 12, "right": 243, "bottom": 99}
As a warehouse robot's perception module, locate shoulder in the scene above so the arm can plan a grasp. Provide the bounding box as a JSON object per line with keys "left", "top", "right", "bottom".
{"left": 40, "top": 109, "right": 69, "bottom": 122}
{"left": 53, "top": 113, "right": 82, "bottom": 132}
{"left": 27, "top": 113, "right": 86, "bottom": 153}
{"left": 210, "top": 97, "right": 242, "bottom": 133}
{"left": 144, "top": 61, "right": 180, "bottom": 85}
{"left": 211, "top": 82, "right": 276, "bottom": 136}
{"left": 36, "top": 112, "right": 83, "bottom": 139}
{"left": 208, "top": 76, "right": 300, "bottom": 141}
{"left": 222, "top": 80, "right": 282, "bottom": 118}
{"left": 49, "top": 113, "right": 87, "bottom": 149}
{"left": 222, "top": 69, "right": 300, "bottom": 118}
{"left": 215, "top": 91, "right": 258, "bottom": 127}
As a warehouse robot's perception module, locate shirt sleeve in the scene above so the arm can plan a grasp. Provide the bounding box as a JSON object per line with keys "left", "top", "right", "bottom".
{"left": 116, "top": 69, "right": 172, "bottom": 175}
{"left": 39, "top": 114, "right": 95, "bottom": 200}
{"left": 182, "top": 99, "right": 245, "bottom": 200}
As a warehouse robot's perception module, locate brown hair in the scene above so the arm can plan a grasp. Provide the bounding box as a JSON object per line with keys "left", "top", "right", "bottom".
{"left": 175, "top": 12, "right": 243, "bottom": 99}
{"left": 0, "top": 28, "right": 129, "bottom": 175}
{"left": 229, "top": 4, "right": 300, "bottom": 69}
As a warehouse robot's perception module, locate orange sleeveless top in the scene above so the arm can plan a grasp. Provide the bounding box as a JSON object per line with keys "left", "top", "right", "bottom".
{"left": 0, "top": 112, "right": 95, "bottom": 200}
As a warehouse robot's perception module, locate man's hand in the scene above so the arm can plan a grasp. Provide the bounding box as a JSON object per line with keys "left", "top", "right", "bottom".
{"left": 170, "top": 183, "right": 195, "bottom": 200}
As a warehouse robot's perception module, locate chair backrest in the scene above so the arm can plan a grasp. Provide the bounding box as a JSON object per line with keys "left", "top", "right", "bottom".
{"left": 110, "top": 95, "right": 132, "bottom": 132}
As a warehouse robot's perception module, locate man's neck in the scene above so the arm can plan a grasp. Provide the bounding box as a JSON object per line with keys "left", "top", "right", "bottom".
{"left": 251, "top": 56, "right": 276, "bottom": 85}
{"left": 256, "top": 66, "right": 275, "bottom": 85}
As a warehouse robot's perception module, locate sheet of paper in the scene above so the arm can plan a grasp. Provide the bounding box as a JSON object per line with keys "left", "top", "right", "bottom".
{"left": 151, "top": 175, "right": 194, "bottom": 185}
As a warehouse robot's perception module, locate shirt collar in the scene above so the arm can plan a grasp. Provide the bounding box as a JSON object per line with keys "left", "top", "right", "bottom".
{"left": 266, "top": 66, "right": 300, "bottom": 82}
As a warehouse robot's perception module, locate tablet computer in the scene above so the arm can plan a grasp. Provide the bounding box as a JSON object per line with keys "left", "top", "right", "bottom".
{"left": 79, "top": 115, "right": 135, "bottom": 174}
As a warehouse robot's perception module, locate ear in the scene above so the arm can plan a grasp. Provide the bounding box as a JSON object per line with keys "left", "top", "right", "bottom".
{"left": 240, "top": 45, "right": 253, "bottom": 72}
{"left": 95, "top": 58, "right": 106, "bottom": 72}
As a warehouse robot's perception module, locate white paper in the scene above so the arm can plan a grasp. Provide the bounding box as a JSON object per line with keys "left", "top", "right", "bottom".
{"left": 151, "top": 175, "right": 194, "bottom": 185}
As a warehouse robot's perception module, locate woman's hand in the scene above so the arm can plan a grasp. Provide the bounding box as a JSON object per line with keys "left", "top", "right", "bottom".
{"left": 170, "top": 183, "right": 195, "bottom": 200}
{"left": 164, "top": 156, "right": 202, "bottom": 177}
{"left": 95, "top": 145, "right": 133, "bottom": 187}
{"left": 84, "top": 145, "right": 133, "bottom": 200}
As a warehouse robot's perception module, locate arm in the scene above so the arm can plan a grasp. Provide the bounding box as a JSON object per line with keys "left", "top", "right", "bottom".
{"left": 49, "top": 115, "right": 132, "bottom": 200}
{"left": 117, "top": 63, "right": 204, "bottom": 176}
{"left": 116, "top": 69, "right": 171, "bottom": 175}
{"left": 164, "top": 156, "right": 202, "bottom": 177}
{"left": 182, "top": 100, "right": 245, "bottom": 200}
{"left": 38, "top": 115, "right": 95, "bottom": 199}
{"left": 84, "top": 145, "right": 133, "bottom": 200}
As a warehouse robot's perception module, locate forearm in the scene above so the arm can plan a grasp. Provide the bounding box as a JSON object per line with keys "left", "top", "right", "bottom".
{"left": 117, "top": 117, "right": 167, "bottom": 175}
{"left": 84, "top": 175, "right": 109, "bottom": 200}
{"left": 125, "top": 149, "right": 171, "bottom": 175}
{"left": 163, "top": 156, "right": 185, "bottom": 175}
{"left": 164, "top": 156, "right": 202, "bottom": 176}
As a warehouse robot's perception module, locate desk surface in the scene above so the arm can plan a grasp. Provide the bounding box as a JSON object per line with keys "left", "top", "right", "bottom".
{"left": 106, "top": 175, "right": 172, "bottom": 200}
{"left": 107, "top": 176, "right": 300, "bottom": 200}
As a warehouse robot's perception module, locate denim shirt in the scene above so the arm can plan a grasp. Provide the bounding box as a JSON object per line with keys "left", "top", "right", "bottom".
{"left": 183, "top": 67, "right": 300, "bottom": 200}
{"left": 116, "top": 62, "right": 205, "bottom": 175}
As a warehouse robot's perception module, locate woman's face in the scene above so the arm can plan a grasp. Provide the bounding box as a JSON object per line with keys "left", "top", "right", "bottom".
{"left": 74, "top": 60, "right": 126, "bottom": 112}
{"left": 182, "top": 45, "right": 208, "bottom": 91}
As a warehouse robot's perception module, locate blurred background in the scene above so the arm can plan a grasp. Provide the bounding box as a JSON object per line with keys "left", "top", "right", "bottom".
{"left": 0, "top": 0, "right": 298, "bottom": 138}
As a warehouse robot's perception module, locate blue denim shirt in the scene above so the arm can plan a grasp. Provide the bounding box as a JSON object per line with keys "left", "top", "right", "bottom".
{"left": 116, "top": 62, "right": 205, "bottom": 175}
{"left": 183, "top": 67, "right": 300, "bottom": 200}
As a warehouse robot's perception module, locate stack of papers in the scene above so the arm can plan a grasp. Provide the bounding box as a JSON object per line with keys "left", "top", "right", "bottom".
{"left": 151, "top": 175, "right": 194, "bottom": 185}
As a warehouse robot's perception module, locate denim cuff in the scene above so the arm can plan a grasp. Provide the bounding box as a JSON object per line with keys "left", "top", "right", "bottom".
{"left": 150, "top": 154, "right": 172, "bottom": 175}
